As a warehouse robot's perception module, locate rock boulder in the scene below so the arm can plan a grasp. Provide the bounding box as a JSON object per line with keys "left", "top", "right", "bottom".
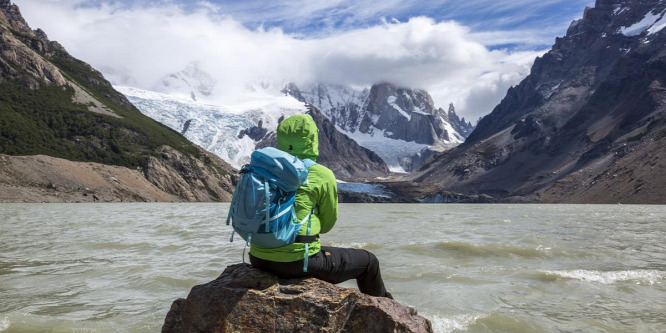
{"left": 162, "top": 264, "right": 433, "bottom": 333}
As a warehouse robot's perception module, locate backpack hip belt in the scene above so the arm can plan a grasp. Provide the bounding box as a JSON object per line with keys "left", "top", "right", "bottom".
{"left": 294, "top": 234, "right": 319, "bottom": 243}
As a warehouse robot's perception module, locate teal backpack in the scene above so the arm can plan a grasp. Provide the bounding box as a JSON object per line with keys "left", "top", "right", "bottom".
{"left": 226, "top": 147, "right": 317, "bottom": 271}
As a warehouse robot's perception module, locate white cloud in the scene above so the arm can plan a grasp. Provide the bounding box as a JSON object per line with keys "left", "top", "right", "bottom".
{"left": 17, "top": 0, "right": 548, "bottom": 120}
{"left": 428, "top": 48, "right": 547, "bottom": 122}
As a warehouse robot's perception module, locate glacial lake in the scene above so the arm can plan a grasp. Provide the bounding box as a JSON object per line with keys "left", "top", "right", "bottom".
{"left": 1, "top": 203, "right": 665, "bottom": 332}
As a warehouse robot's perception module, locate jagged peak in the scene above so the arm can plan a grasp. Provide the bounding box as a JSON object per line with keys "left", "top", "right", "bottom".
{"left": 447, "top": 103, "right": 456, "bottom": 115}
{"left": 34, "top": 28, "right": 48, "bottom": 41}
{"left": 561, "top": 0, "right": 666, "bottom": 40}
{"left": 371, "top": 81, "right": 421, "bottom": 92}
{"left": 0, "top": 0, "right": 27, "bottom": 28}
{"left": 583, "top": 6, "right": 593, "bottom": 20}
{"left": 370, "top": 82, "right": 434, "bottom": 107}
{"left": 0, "top": 0, "right": 12, "bottom": 10}
{"left": 0, "top": 0, "right": 25, "bottom": 22}
{"left": 282, "top": 81, "right": 300, "bottom": 91}
{"left": 280, "top": 82, "right": 305, "bottom": 102}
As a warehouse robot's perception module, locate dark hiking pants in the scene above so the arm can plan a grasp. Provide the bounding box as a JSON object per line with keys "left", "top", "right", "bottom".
{"left": 249, "top": 246, "right": 392, "bottom": 298}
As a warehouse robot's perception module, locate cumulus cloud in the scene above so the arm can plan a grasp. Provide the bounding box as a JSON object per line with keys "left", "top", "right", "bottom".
{"left": 18, "top": 0, "right": 552, "bottom": 120}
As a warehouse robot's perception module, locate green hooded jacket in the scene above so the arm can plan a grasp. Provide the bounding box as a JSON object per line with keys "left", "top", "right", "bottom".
{"left": 250, "top": 114, "right": 338, "bottom": 262}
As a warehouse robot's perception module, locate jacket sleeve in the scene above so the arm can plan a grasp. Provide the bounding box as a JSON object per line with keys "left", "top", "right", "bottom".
{"left": 316, "top": 168, "right": 338, "bottom": 234}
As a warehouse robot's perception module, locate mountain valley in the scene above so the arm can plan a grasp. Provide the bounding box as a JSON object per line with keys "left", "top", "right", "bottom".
{"left": 407, "top": 0, "right": 666, "bottom": 204}
{"left": 0, "top": 0, "right": 235, "bottom": 202}
{"left": 2, "top": 0, "right": 666, "bottom": 204}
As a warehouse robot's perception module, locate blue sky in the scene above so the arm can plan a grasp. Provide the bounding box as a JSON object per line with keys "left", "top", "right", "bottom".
{"left": 18, "top": 0, "right": 596, "bottom": 120}
{"left": 206, "top": 0, "right": 594, "bottom": 46}
{"left": 71, "top": 0, "right": 595, "bottom": 48}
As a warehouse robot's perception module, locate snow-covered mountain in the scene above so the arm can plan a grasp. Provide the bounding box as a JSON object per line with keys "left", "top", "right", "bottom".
{"left": 283, "top": 82, "right": 475, "bottom": 171}
{"left": 154, "top": 61, "right": 217, "bottom": 102}
{"left": 117, "top": 62, "right": 474, "bottom": 173}
{"left": 116, "top": 86, "right": 306, "bottom": 169}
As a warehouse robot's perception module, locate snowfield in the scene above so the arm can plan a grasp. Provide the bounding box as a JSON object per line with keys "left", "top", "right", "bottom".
{"left": 116, "top": 86, "right": 307, "bottom": 169}
{"left": 118, "top": 81, "right": 467, "bottom": 174}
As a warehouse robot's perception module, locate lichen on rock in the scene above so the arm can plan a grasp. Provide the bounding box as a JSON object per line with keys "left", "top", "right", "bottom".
{"left": 162, "top": 264, "right": 433, "bottom": 333}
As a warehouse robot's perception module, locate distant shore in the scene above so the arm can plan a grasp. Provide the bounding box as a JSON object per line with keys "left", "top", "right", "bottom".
{"left": 0, "top": 154, "right": 186, "bottom": 203}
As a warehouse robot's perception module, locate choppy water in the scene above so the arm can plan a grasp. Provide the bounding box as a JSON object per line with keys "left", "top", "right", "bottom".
{"left": 1, "top": 204, "right": 665, "bottom": 332}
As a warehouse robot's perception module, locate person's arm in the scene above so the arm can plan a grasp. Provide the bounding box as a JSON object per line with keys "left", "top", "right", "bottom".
{"left": 317, "top": 169, "right": 338, "bottom": 234}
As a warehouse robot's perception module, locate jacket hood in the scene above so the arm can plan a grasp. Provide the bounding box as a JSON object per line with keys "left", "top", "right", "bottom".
{"left": 277, "top": 114, "right": 319, "bottom": 160}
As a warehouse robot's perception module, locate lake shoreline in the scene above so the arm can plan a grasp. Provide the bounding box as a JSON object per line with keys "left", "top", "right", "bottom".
{"left": 2, "top": 203, "right": 664, "bottom": 332}
{"left": 0, "top": 153, "right": 233, "bottom": 203}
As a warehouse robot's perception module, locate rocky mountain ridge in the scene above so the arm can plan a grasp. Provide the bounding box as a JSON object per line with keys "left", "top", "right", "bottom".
{"left": 0, "top": 0, "right": 235, "bottom": 202}
{"left": 256, "top": 105, "right": 390, "bottom": 180}
{"left": 409, "top": 0, "right": 666, "bottom": 204}
{"left": 284, "top": 82, "right": 475, "bottom": 171}
{"left": 284, "top": 83, "right": 474, "bottom": 144}
{"left": 121, "top": 86, "right": 390, "bottom": 181}
{"left": 121, "top": 64, "right": 474, "bottom": 175}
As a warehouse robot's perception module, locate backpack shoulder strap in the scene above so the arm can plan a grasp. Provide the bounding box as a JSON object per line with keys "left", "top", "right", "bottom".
{"left": 302, "top": 158, "right": 317, "bottom": 169}
{"left": 300, "top": 159, "right": 317, "bottom": 187}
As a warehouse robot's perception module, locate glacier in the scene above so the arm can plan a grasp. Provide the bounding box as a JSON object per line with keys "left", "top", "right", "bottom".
{"left": 116, "top": 86, "right": 307, "bottom": 169}
{"left": 117, "top": 76, "right": 471, "bottom": 173}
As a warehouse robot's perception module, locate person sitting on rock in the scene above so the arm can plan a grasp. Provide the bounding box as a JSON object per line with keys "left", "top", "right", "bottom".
{"left": 249, "top": 114, "right": 392, "bottom": 298}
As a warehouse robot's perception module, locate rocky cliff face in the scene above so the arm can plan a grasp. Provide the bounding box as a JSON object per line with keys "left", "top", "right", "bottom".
{"left": 410, "top": 0, "right": 666, "bottom": 203}
{"left": 361, "top": 83, "right": 436, "bottom": 144}
{"left": 284, "top": 82, "right": 473, "bottom": 172}
{"left": 286, "top": 82, "right": 473, "bottom": 145}
{"left": 142, "top": 146, "right": 235, "bottom": 202}
{"left": 0, "top": 0, "right": 235, "bottom": 202}
{"left": 0, "top": 150, "right": 234, "bottom": 202}
{"left": 1, "top": 2, "right": 89, "bottom": 93}
{"left": 162, "top": 264, "right": 432, "bottom": 333}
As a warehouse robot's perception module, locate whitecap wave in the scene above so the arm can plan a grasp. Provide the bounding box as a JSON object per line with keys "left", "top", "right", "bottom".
{"left": 426, "top": 313, "right": 485, "bottom": 333}
{"left": 541, "top": 269, "right": 665, "bottom": 285}
{"left": 405, "top": 241, "right": 553, "bottom": 258}
{"left": 325, "top": 242, "right": 368, "bottom": 249}
{"left": 0, "top": 316, "right": 9, "bottom": 331}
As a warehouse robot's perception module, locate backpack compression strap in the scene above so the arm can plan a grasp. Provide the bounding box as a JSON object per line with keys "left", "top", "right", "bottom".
{"left": 226, "top": 175, "right": 243, "bottom": 243}
{"left": 302, "top": 206, "right": 315, "bottom": 272}
{"left": 225, "top": 176, "right": 242, "bottom": 227}
{"left": 299, "top": 159, "right": 317, "bottom": 272}
{"left": 264, "top": 180, "right": 271, "bottom": 232}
